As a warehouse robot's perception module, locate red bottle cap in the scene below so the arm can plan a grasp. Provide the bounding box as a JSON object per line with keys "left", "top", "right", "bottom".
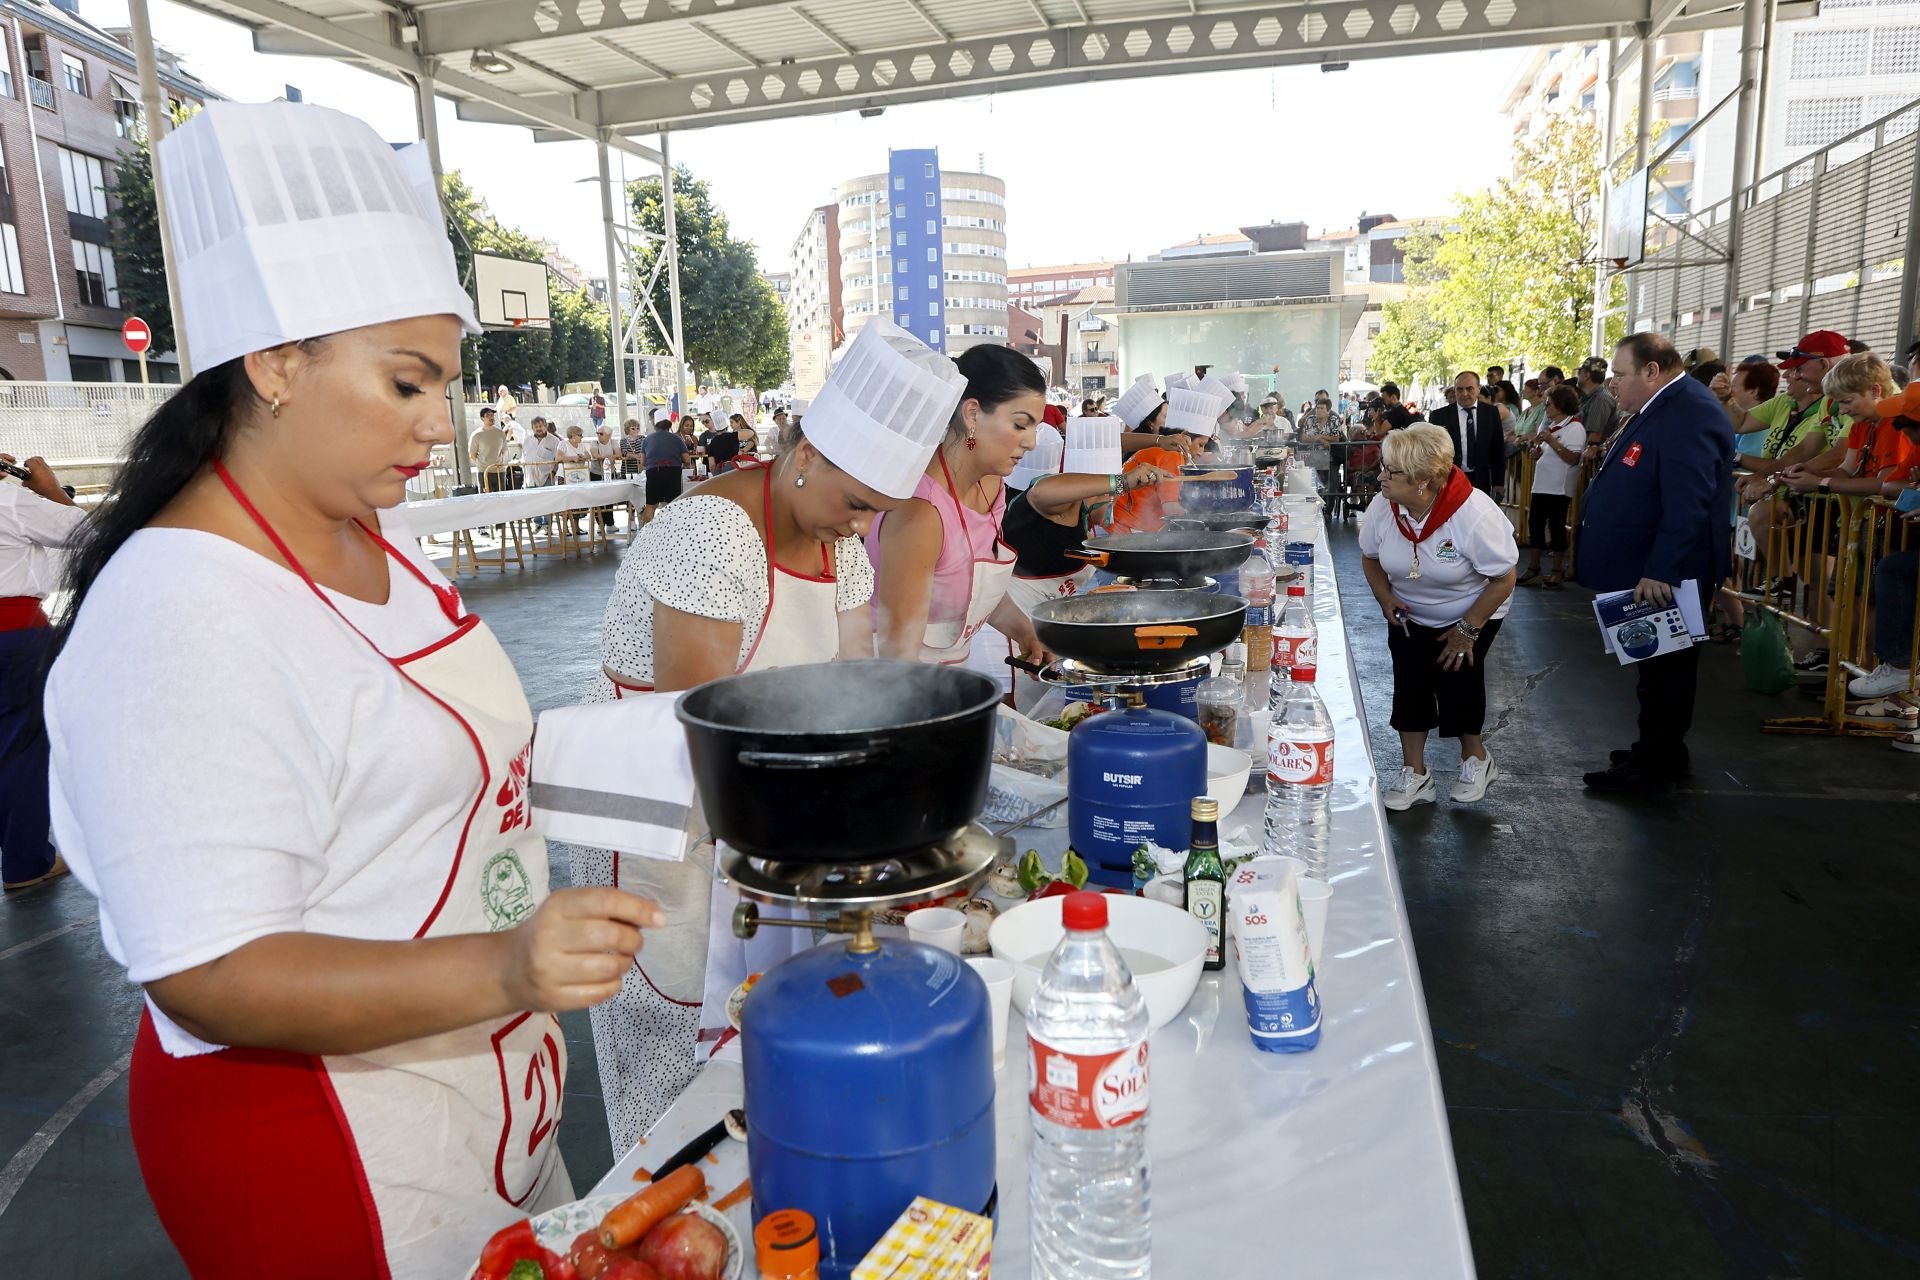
{"left": 1290, "top": 665, "right": 1317, "bottom": 682}
{"left": 1063, "top": 890, "right": 1108, "bottom": 930}
{"left": 1287, "top": 583, "right": 1307, "bottom": 594}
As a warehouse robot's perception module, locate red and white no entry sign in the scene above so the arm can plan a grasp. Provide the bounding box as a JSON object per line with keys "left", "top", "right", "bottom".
{"left": 122, "top": 317, "right": 152, "bottom": 354}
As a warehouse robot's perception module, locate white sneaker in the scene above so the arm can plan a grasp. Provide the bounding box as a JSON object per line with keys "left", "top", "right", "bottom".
{"left": 1382, "top": 767, "right": 1436, "bottom": 811}
{"left": 1849, "top": 663, "right": 1913, "bottom": 699}
{"left": 1451, "top": 752, "right": 1498, "bottom": 803}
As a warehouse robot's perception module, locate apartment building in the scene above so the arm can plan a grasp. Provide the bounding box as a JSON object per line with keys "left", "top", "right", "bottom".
{"left": 785, "top": 202, "right": 840, "bottom": 401}
{"left": 0, "top": 0, "right": 213, "bottom": 381}
{"left": 836, "top": 150, "right": 1008, "bottom": 355}
{"left": 1008, "top": 260, "right": 1114, "bottom": 307}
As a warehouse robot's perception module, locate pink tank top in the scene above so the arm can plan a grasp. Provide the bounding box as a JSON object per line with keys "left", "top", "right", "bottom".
{"left": 866, "top": 471, "right": 1006, "bottom": 635}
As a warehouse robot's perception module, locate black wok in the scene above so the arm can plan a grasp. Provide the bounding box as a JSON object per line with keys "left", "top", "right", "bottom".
{"left": 1029, "top": 590, "right": 1247, "bottom": 672}
{"left": 1069, "top": 530, "right": 1255, "bottom": 580}
{"left": 676, "top": 661, "right": 1000, "bottom": 861}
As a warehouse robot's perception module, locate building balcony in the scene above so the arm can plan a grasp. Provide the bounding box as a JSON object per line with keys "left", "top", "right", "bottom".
{"left": 27, "top": 77, "right": 54, "bottom": 110}
{"left": 1656, "top": 92, "right": 1698, "bottom": 121}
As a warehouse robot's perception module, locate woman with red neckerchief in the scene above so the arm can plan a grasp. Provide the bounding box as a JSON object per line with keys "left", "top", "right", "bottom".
{"left": 1358, "top": 424, "right": 1518, "bottom": 813}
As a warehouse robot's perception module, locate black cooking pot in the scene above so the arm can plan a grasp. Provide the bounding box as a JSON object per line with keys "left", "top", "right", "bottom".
{"left": 1029, "top": 589, "right": 1247, "bottom": 672}
{"left": 675, "top": 661, "right": 1000, "bottom": 861}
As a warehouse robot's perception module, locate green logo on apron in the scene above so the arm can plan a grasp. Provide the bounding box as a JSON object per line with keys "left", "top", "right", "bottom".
{"left": 483, "top": 849, "right": 536, "bottom": 930}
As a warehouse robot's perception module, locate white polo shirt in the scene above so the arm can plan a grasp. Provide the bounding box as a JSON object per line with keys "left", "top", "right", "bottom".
{"left": 1358, "top": 487, "right": 1519, "bottom": 628}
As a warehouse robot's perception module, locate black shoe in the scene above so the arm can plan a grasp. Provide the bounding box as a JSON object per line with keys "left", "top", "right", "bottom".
{"left": 1607, "top": 747, "right": 1692, "bottom": 775}
{"left": 1584, "top": 759, "right": 1676, "bottom": 795}
{"left": 1793, "top": 648, "right": 1830, "bottom": 672}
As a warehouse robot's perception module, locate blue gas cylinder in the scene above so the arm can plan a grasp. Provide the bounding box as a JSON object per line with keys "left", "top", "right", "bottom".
{"left": 1068, "top": 704, "right": 1208, "bottom": 889}
{"left": 742, "top": 937, "right": 996, "bottom": 1279}
{"left": 1066, "top": 674, "right": 1201, "bottom": 722}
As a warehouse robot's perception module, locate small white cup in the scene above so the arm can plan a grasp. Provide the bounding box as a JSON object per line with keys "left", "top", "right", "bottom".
{"left": 1295, "top": 876, "right": 1333, "bottom": 968}
{"left": 905, "top": 906, "right": 966, "bottom": 955}
{"left": 966, "top": 956, "right": 1015, "bottom": 1069}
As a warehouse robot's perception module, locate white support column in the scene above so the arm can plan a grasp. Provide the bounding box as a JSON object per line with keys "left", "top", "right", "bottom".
{"left": 410, "top": 59, "right": 469, "bottom": 487}
{"left": 1594, "top": 35, "right": 1621, "bottom": 354}
{"left": 659, "top": 129, "right": 687, "bottom": 408}
{"left": 598, "top": 135, "right": 629, "bottom": 435}
{"left": 1720, "top": 0, "right": 1767, "bottom": 354}
{"left": 1635, "top": 36, "right": 1656, "bottom": 170}
{"left": 127, "top": 0, "right": 190, "bottom": 377}
{"left": 1753, "top": 0, "right": 1780, "bottom": 183}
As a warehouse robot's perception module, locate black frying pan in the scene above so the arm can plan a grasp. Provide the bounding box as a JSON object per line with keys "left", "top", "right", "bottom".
{"left": 1068, "top": 530, "right": 1256, "bottom": 580}
{"left": 1028, "top": 590, "right": 1247, "bottom": 672}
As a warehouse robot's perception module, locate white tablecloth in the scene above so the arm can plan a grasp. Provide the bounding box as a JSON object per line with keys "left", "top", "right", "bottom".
{"left": 591, "top": 494, "right": 1475, "bottom": 1279}
{"left": 386, "top": 479, "right": 642, "bottom": 539}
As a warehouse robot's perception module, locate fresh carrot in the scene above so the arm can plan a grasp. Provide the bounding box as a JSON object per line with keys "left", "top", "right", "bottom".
{"left": 628, "top": 1167, "right": 653, "bottom": 1182}
{"left": 599, "top": 1164, "right": 706, "bottom": 1250}
{"left": 712, "top": 1178, "right": 751, "bottom": 1212}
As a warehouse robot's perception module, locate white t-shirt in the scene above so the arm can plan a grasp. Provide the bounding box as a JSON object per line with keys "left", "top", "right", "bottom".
{"left": 1357, "top": 488, "right": 1518, "bottom": 628}
{"left": 589, "top": 493, "right": 874, "bottom": 699}
{"left": 0, "top": 484, "right": 85, "bottom": 597}
{"left": 46, "top": 515, "right": 482, "bottom": 1057}
{"left": 1530, "top": 417, "right": 1588, "bottom": 497}
{"left": 521, "top": 432, "right": 561, "bottom": 483}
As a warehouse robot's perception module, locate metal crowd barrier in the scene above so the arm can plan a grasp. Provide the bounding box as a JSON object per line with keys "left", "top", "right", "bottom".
{"left": 1501, "top": 443, "right": 1597, "bottom": 579}
{"left": 1734, "top": 491, "right": 1920, "bottom": 736}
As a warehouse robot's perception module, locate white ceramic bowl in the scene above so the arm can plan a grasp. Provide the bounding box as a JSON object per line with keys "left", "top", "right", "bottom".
{"left": 988, "top": 893, "right": 1208, "bottom": 1032}
{"left": 1205, "top": 743, "right": 1252, "bottom": 807}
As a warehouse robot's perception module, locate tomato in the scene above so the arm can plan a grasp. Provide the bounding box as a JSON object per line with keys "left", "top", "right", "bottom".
{"left": 1029, "top": 880, "right": 1078, "bottom": 901}
{"left": 569, "top": 1231, "right": 627, "bottom": 1280}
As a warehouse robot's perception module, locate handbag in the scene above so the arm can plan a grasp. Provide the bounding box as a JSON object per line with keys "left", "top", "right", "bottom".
{"left": 1740, "top": 609, "right": 1797, "bottom": 694}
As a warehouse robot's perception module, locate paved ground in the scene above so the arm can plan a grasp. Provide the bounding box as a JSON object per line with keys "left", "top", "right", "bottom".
{"left": 1, "top": 522, "right": 1915, "bottom": 1276}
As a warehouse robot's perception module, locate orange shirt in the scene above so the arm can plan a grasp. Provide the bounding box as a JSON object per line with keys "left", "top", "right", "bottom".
{"left": 1846, "top": 418, "right": 1919, "bottom": 480}
{"left": 1107, "top": 446, "right": 1188, "bottom": 533}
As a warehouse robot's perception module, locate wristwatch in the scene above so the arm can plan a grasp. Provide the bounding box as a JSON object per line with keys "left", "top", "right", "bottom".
{"left": 1454, "top": 620, "right": 1483, "bottom": 642}
{"left": 1818, "top": 475, "right": 1832, "bottom": 491}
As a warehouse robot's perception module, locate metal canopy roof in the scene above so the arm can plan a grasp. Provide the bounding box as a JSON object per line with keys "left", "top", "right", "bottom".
{"left": 176, "top": 0, "right": 1784, "bottom": 144}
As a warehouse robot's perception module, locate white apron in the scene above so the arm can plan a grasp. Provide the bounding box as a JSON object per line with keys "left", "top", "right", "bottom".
{"left": 590, "top": 464, "right": 839, "bottom": 1144}
{"left": 214, "top": 463, "right": 571, "bottom": 1277}
{"left": 921, "top": 452, "right": 1017, "bottom": 666}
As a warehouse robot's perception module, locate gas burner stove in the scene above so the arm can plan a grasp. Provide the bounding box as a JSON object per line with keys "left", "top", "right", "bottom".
{"left": 714, "top": 823, "right": 1003, "bottom": 912}
{"left": 1031, "top": 653, "right": 1213, "bottom": 688}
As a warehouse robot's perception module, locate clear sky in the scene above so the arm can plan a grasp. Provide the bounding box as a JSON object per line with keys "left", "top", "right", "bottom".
{"left": 89, "top": 0, "right": 1522, "bottom": 275}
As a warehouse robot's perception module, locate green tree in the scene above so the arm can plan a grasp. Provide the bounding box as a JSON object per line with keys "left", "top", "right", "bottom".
{"left": 1373, "top": 113, "right": 1626, "bottom": 384}
{"left": 107, "top": 108, "right": 196, "bottom": 358}
{"left": 628, "top": 166, "right": 790, "bottom": 388}
{"left": 547, "top": 285, "right": 613, "bottom": 388}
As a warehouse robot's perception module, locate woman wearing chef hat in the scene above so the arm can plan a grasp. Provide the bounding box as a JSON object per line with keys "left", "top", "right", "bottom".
{"left": 1109, "top": 373, "right": 1170, "bottom": 454}
{"left": 572, "top": 317, "right": 965, "bottom": 1147}
{"left": 1109, "top": 381, "right": 1232, "bottom": 533}
{"left": 44, "top": 102, "right": 665, "bottom": 1276}
{"left": 868, "top": 344, "right": 1048, "bottom": 665}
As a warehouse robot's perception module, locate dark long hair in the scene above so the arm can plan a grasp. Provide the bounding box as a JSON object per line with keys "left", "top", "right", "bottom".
{"left": 52, "top": 357, "right": 261, "bottom": 661}
{"left": 948, "top": 345, "right": 1046, "bottom": 440}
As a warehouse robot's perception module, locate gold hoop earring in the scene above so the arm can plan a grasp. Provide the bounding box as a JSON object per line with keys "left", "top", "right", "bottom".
{"left": 271, "top": 398, "right": 281, "bottom": 418}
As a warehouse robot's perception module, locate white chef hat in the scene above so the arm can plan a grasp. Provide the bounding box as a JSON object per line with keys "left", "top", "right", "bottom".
{"left": 1195, "top": 375, "right": 1235, "bottom": 411}
{"left": 800, "top": 318, "right": 966, "bottom": 499}
{"left": 157, "top": 101, "right": 478, "bottom": 371}
{"left": 1110, "top": 375, "right": 1162, "bottom": 429}
{"left": 652, "top": 407, "right": 673, "bottom": 425}
{"left": 1064, "top": 416, "right": 1123, "bottom": 475}
{"left": 1165, "top": 386, "right": 1229, "bottom": 437}
{"left": 1007, "top": 422, "right": 1064, "bottom": 491}
{"left": 1223, "top": 372, "right": 1249, "bottom": 395}
{"left": 1164, "top": 371, "right": 1197, "bottom": 394}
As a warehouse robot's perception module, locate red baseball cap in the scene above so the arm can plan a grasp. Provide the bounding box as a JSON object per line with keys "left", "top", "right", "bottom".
{"left": 1776, "top": 330, "right": 1849, "bottom": 369}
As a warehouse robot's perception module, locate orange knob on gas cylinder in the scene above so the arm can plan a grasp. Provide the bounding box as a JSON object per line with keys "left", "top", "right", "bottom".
{"left": 755, "top": 1208, "right": 821, "bottom": 1279}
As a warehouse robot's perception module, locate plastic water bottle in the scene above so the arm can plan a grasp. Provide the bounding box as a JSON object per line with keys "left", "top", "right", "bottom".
{"left": 1028, "top": 890, "right": 1152, "bottom": 1280}
{"left": 1267, "top": 584, "right": 1316, "bottom": 710}
{"left": 1263, "top": 665, "right": 1334, "bottom": 877}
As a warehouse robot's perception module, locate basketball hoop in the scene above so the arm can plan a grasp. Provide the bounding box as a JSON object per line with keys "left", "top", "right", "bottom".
{"left": 511, "top": 317, "right": 529, "bottom": 328}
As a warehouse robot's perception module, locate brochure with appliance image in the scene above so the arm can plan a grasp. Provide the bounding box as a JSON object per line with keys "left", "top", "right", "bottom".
{"left": 1592, "top": 580, "right": 1704, "bottom": 665}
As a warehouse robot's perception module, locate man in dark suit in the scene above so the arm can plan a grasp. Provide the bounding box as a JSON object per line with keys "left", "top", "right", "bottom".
{"left": 1428, "top": 371, "right": 1506, "bottom": 497}
{"left": 1577, "top": 332, "right": 1735, "bottom": 795}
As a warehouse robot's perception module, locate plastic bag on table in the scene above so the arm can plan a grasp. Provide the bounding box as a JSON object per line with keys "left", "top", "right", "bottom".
{"left": 992, "top": 702, "right": 1070, "bottom": 769}
{"left": 982, "top": 762, "right": 1068, "bottom": 829}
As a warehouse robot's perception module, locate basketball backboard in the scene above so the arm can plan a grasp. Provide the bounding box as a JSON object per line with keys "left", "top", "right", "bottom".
{"left": 1603, "top": 169, "right": 1650, "bottom": 270}
{"left": 474, "top": 253, "right": 552, "bottom": 330}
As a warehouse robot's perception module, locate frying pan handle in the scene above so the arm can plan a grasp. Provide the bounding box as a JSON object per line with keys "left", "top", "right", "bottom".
{"left": 1133, "top": 624, "right": 1200, "bottom": 651}
{"left": 737, "top": 747, "right": 881, "bottom": 769}
{"left": 1064, "top": 549, "right": 1108, "bottom": 567}
{"left": 1088, "top": 584, "right": 1138, "bottom": 594}
{"left": 1005, "top": 655, "right": 1047, "bottom": 675}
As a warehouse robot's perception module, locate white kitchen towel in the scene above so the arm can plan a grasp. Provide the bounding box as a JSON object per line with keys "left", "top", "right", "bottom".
{"left": 531, "top": 696, "right": 695, "bottom": 861}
